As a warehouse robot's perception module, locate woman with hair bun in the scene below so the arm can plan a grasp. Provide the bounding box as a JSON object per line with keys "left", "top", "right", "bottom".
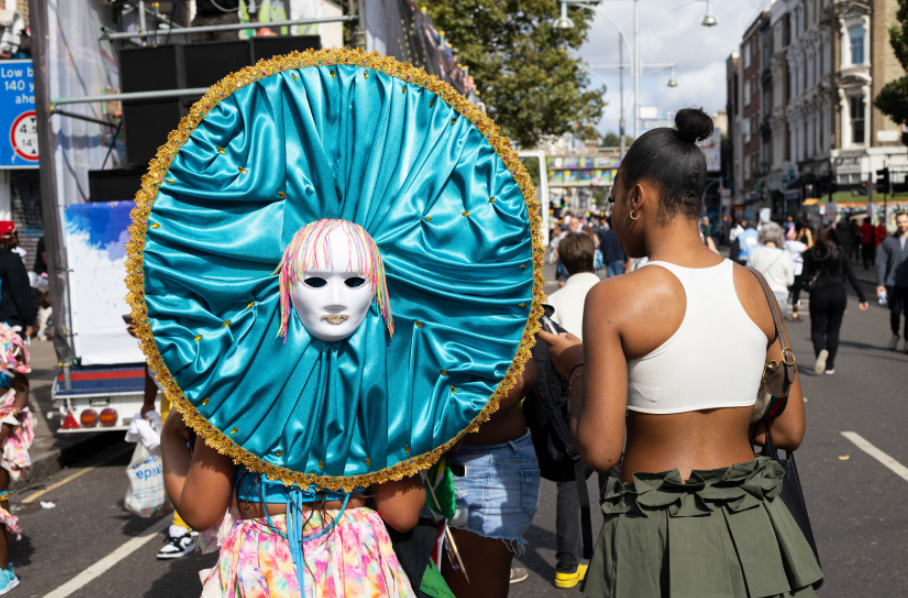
{"left": 541, "top": 108, "right": 823, "bottom": 597}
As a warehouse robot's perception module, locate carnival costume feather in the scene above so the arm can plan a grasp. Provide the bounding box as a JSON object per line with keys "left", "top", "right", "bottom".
{"left": 126, "top": 48, "right": 543, "bottom": 491}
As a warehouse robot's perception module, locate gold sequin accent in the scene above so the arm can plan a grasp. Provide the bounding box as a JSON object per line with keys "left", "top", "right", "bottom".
{"left": 415, "top": 320, "right": 423, "bottom": 328}
{"left": 278, "top": 192, "right": 287, "bottom": 199}
{"left": 462, "top": 211, "right": 470, "bottom": 217}
{"left": 489, "top": 197, "right": 496, "bottom": 203}
{"left": 520, "top": 264, "right": 528, "bottom": 269}
{"left": 202, "top": 397, "right": 210, "bottom": 405}
{"left": 216, "top": 146, "right": 225, "bottom": 154}
{"left": 519, "top": 303, "right": 526, "bottom": 307}
{"left": 330, "top": 70, "right": 335, "bottom": 79}
{"left": 292, "top": 74, "right": 297, "bottom": 81}
{"left": 166, "top": 179, "right": 175, "bottom": 184}
{"left": 276, "top": 449, "right": 284, "bottom": 457}
{"left": 194, "top": 334, "right": 203, "bottom": 341}
{"left": 450, "top": 385, "right": 456, "bottom": 393}
{"left": 364, "top": 71, "right": 369, "bottom": 79}
{"left": 402, "top": 85, "right": 406, "bottom": 93}
{"left": 230, "top": 427, "right": 238, "bottom": 434}
{"left": 237, "top": 166, "right": 246, "bottom": 174}
{"left": 404, "top": 446, "right": 410, "bottom": 454}
{"left": 440, "top": 369, "right": 448, "bottom": 376}
{"left": 247, "top": 302, "right": 255, "bottom": 309}
{"left": 366, "top": 457, "right": 371, "bottom": 466}
{"left": 318, "top": 460, "right": 324, "bottom": 469}
{"left": 124, "top": 48, "right": 545, "bottom": 492}
{"left": 150, "top": 223, "right": 161, "bottom": 229}
{"left": 450, "top": 117, "right": 457, "bottom": 125}
{"left": 424, "top": 216, "right": 432, "bottom": 222}
{"left": 223, "top": 320, "right": 231, "bottom": 327}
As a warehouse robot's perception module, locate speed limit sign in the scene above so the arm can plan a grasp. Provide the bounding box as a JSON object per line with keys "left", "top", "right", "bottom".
{"left": 10, "top": 111, "right": 38, "bottom": 162}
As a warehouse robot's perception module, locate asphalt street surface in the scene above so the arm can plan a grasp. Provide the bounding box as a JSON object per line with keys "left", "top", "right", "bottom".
{"left": 10, "top": 264, "right": 908, "bottom": 597}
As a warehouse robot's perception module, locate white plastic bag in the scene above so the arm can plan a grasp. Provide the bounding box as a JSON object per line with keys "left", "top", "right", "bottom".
{"left": 124, "top": 442, "right": 172, "bottom": 518}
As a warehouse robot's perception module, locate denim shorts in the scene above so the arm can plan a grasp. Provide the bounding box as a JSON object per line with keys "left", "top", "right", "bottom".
{"left": 447, "top": 431, "right": 541, "bottom": 553}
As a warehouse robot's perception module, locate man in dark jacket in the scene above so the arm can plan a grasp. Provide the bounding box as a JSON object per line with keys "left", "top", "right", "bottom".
{"left": 877, "top": 211, "right": 908, "bottom": 352}
{"left": 0, "top": 221, "right": 37, "bottom": 334}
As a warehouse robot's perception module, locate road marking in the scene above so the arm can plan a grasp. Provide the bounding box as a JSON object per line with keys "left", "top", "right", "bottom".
{"left": 841, "top": 431, "right": 908, "bottom": 483}
{"left": 41, "top": 517, "right": 170, "bottom": 598}
{"left": 22, "top": 445, "right": 133, "bottom": 504}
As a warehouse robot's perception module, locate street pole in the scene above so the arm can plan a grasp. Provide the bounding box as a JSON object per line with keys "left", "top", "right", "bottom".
{"left": 619, "top": 33, "right": 626, "bottom": 160}
{"left": 633, "top": 0, "right": 640, "bottom": 139}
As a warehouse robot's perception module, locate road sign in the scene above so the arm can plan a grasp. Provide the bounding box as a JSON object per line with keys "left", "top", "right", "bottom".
{"left": 0, "top": 59, "right": 38, "bottom": 168}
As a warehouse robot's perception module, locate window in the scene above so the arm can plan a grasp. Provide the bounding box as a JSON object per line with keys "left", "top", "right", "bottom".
{"left": 850, "top": 96, "right": 865, "bottom": 144}
{"left": 742, "top": 116, "right": 751, "bottom": 143}
{"left": 850, "top": 26, "right": 864, "bottom": 65}
{"left": 744, "top": 41, "right": 752, "bottom": 69}
{"left": 744, "top": 79, "right": 751, "bottom": 106}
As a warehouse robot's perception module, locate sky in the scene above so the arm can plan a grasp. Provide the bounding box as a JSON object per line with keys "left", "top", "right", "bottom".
{"left": 573, "top": 0, "right": 770, "bottom": 138}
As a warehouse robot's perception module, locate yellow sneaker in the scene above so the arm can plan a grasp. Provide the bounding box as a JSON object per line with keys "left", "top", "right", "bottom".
{"left": 554, "top": 564, "right": 588, "bottom": 589}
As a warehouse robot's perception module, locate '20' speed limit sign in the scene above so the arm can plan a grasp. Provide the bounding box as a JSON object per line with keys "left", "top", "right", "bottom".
{"left": 10, "top": 111, "right": 38, "bottom": 162}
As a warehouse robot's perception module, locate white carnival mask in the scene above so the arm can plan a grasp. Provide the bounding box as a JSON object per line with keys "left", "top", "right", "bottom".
{"left": 277, "top": 220, "right": 394, "bottom": 343}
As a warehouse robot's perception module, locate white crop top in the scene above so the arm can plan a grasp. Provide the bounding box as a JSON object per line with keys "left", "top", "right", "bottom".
{"left": 626, "top": 260, "right": 768, "bottom": 414}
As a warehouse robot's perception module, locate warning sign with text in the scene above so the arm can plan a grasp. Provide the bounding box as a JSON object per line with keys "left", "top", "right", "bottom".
{"left": 0, "top": 60, "right": 38, "bottom": 168}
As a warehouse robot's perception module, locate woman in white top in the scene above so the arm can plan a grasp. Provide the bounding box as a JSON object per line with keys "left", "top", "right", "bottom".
{"left": 540, "top": 109, "right": 822, "bottom": 598}
{"left": 748, "top": 222, "right": 795, "bottom": 317}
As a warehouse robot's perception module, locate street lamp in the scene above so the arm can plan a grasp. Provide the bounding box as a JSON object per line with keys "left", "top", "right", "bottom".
{"left": 701, "top": 0, "right": 719, "bottom": 26}
{"left": 553, "top": 2, "right": 574, "bottom": 29}
{"left": 667, "top": 65, "right": 678, "bottom": 87}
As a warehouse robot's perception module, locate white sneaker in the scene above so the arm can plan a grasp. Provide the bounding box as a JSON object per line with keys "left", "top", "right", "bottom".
{"left": 814, "top": 350, "right": 828, "bottom": 374}
{"left": 889, "top": 334, "right": 899, "bottom": 350}
{"left": 825, "top": 369, "right": 835, "bottom": 375}
{"left": 157, "top": 532, "right": 195, "bottom": 559}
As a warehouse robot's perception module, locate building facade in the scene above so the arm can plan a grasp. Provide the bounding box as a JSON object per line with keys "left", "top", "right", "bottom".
{"left": 732, "top": 0, "right": 907, "bottom": 216}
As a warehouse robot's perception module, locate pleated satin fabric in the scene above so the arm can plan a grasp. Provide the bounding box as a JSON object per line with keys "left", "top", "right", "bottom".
{"left": 141, "top": 61, "right": 536, "bottom": 484}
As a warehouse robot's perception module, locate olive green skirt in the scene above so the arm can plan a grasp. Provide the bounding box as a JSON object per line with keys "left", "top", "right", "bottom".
{"left": 581, "top": 457, "right": 823, "bottom": 598}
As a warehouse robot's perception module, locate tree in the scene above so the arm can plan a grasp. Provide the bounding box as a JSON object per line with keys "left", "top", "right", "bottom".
{"left": 873, "top": 0, "right": 908, "bottom": 145}
{"left": 426, "top": 1, "right": 606, "bottom": 148}
{"left": 602, "top": 131, "right": 634, "bottom": 148}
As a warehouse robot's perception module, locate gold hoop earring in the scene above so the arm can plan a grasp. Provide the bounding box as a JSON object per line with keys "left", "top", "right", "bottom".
{"left": 629, "top": 209, "right": 640, "bottom": 221}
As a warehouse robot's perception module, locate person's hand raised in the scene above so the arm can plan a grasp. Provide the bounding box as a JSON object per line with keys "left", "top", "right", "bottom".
{"left": 537, "top": 330, "right": 584, "bottom": 378}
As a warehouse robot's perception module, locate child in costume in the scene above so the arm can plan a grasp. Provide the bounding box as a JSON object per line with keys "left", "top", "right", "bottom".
{"left": 0, "top": 323, "right": 34, "bottom": 595}
{"left": 129, "top": 49, "right": 543, "bottom": 597}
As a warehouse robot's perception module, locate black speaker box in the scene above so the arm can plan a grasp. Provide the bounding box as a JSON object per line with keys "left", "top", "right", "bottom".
{"left": 252, "top": 35, "right": 320, "bottom": 61}
{"left": 120, "top": 44, "right": 188, "bottom": 166}
{"left": 184, "top": 40, "right": 254, "bottom": 89}
{"left": 88, "top": 167, "right": 146, "bottom": 203}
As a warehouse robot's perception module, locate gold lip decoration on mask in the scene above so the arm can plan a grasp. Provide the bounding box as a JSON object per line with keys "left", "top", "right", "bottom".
{"left": 321, "top": 314, "right": 350, "bottom": 325}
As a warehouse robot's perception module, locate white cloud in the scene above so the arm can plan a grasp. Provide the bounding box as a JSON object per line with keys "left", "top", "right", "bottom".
{"left": 573, "top": 0, "right": 769, "bottom": 136}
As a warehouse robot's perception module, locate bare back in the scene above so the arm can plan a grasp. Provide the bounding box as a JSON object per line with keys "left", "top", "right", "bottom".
{"left": 580, "top": 246, "right": 799, "bottom": 482}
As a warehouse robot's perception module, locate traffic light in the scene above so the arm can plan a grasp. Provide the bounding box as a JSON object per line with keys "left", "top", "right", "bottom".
{"left": 876, "top": 167, "right": 891, "bottom": 195}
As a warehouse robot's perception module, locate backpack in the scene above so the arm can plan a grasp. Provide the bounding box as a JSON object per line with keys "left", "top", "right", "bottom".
{"left": 524, "top": 324, "right": 594, "bottom": 559}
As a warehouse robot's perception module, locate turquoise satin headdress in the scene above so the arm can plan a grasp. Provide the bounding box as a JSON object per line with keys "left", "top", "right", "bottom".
{"left": 126, "top": 48, "right": 543, "bottom": 491}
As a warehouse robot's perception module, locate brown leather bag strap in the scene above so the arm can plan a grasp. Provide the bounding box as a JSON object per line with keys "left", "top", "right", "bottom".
{"left": 746, "top": 266, "right": 793, "bottom": 356}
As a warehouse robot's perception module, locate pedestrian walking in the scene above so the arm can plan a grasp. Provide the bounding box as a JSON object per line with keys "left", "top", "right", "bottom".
{"left": 582, "top": 227, "right": 604, "bottom": 274}
{"left": 728, "top": 218, "right": 744, "bottom": 263}
{"left": 0, "top": 223, "right": 36, "bottom": 339}
{"left": 875, "top": 211, "right": 908, "bottom": 351}
{"left": 784, "top": 225, "right": 809, "bottom": 323}
{"left": 544, "top": 232, "right": 600, "bottom": 589}
{"left": 737, "top": 220, "right": 759, "bottom": 265}
{"left": 597, "top": 217, "right": 626, "bottom": 277}
{"left": 860, "top": 217, "right": 876, "bottom": 270}
{"left": 748, "top": 222, "right": 794, "bottom": 317}
{"left": 804, "top": 225, "right": 869, "bottom": 374}
{"left": 540, "top": 108, "right": 822, "bottom": 597}
{"left": 0, "top": 324, "right": 33, "bottom": 595}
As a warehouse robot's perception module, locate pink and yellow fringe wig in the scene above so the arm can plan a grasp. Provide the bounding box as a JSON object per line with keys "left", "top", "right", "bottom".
{"left": 0, "top": 322, "right": 30, "bottom": 378}
{"left": 275, "top": 219, "right": 394, "bottom": 340}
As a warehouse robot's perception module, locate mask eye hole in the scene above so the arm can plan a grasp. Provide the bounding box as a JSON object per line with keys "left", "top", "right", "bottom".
{"left": 304, "top": 277, "right": 327, "bottom": 288}
{"left": 344, "top": 276, "right": 367, "bottom": 288}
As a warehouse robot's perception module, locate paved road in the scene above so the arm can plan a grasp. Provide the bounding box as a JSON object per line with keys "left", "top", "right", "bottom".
{"left": 9, "top": 265, "right": 908, "bottom": 597}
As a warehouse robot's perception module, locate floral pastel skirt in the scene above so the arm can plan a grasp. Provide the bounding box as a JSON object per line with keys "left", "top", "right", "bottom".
{"left": 200, "top": 506, "right": 416, "bottom": 598}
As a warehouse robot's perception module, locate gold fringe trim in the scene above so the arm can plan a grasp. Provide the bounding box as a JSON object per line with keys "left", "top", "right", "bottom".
{"left": 124, "top": 47, "right": 545, "bottom": 492}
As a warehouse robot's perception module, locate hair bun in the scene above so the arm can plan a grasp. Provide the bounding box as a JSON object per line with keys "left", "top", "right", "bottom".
{"left": 675, "top": 107, "right": 714, "bottom": 143}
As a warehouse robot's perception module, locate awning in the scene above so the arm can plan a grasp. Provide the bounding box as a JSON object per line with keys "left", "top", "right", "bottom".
{"left": 803, "top": 198, "right": 819, "bottom": 206}
{"left": 787, "top": 173, "right": 816, "bottom": 189}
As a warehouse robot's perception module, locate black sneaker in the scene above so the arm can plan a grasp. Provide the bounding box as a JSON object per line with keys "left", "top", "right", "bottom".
{"left": 157, "top": 532, "right": 195, "bottom": 559}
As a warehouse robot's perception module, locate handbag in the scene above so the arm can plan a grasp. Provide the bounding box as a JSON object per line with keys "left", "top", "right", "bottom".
{"left": 802, "top": 270, "right": 820, "bottom": 293}
{"left": 747, "top": 268, "right": 797, "bottom": 423}
{"left": 758, "top": 422, "right": 822, "bottom": 578}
